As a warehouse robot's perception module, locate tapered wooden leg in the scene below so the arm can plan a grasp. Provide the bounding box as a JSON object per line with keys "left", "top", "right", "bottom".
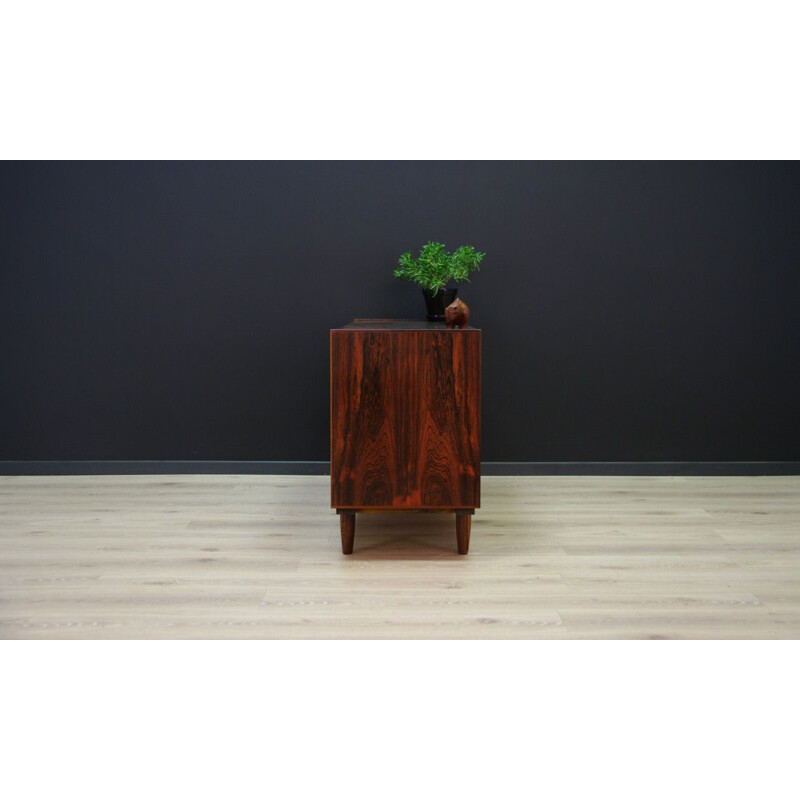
{"left": 339, "top": 511, "right": 355, "bottom": 554}
{"left": 455, "top": 511, "right": 472, "bottom": 555}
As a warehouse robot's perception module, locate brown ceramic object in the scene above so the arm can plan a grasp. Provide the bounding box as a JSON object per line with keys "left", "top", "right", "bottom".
{"left": 445, "top": 297, "right": 470, "bottom": 329}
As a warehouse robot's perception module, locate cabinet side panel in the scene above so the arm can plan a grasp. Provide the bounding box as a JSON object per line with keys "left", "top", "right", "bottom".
{"left": 332, "top": 329, "right": 480, "bottom": 509}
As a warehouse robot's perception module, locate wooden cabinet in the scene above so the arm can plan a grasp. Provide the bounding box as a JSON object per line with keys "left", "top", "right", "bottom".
{"left": 330, "top": 319, "right": 481, "bottom": 554}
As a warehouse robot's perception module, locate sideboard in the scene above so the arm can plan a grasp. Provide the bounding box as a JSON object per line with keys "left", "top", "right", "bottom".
{"left": 330, "top": 319, "right": 481, "bottom": 554}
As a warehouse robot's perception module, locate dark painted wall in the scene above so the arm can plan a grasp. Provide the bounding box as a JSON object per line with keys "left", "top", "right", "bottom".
{"left": 2, "top": 161, "right": 799, "bottom": 463}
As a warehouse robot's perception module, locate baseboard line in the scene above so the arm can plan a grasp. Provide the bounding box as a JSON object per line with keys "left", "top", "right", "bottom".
{"left": 1, "top": 461, "right": 798, "bottom": 476}
{"left": 482, "top": 462, "right": 800, "bottom": 476}
{"left": 0, "top": 461, "right": 329, "bottom": 476}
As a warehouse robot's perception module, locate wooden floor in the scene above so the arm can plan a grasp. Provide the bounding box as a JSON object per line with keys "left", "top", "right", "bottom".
{"left": 1, "top": 474, "right": 799, "bottom": 639}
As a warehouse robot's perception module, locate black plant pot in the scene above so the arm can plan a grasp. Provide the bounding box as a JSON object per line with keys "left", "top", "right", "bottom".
{"left": 422, "top": 287, "right": 457, "bottom": 321}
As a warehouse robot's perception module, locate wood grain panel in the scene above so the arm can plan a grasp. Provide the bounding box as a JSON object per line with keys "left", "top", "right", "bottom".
{"left": 331, "top": 328, "right": 480, "bottom": 509}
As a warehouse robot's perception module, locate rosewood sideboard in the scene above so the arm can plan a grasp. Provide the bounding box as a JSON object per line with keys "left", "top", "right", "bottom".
{"left": 330, "top": 319, "right": 481, "bottom": 554}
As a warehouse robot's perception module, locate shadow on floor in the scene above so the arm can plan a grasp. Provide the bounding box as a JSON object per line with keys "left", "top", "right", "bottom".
{"left": 343, "top": 513, "right": 467, "bottom": 559}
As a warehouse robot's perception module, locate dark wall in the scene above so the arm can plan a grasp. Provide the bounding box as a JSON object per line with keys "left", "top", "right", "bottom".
{"left": 2, "top": 161, "right": 799, "bottom": 464}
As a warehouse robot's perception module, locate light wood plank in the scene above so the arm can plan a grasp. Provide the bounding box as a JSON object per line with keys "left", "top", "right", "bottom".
{"left": 1, "top": 474, "right": 799, "bottom": 639}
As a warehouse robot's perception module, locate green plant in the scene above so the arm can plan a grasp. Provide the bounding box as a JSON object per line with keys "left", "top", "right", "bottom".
{"left": 394, "top": 241, "right": 485, "bottom": 295}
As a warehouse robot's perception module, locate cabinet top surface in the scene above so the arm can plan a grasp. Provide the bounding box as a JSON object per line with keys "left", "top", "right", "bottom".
{"left": 333, "top": 319, "right": 480, "bottom": 331}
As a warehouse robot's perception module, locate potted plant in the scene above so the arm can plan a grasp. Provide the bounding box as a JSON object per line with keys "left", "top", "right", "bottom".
{"left": 393, "top": 241, "right": 485, "bottom": 321}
